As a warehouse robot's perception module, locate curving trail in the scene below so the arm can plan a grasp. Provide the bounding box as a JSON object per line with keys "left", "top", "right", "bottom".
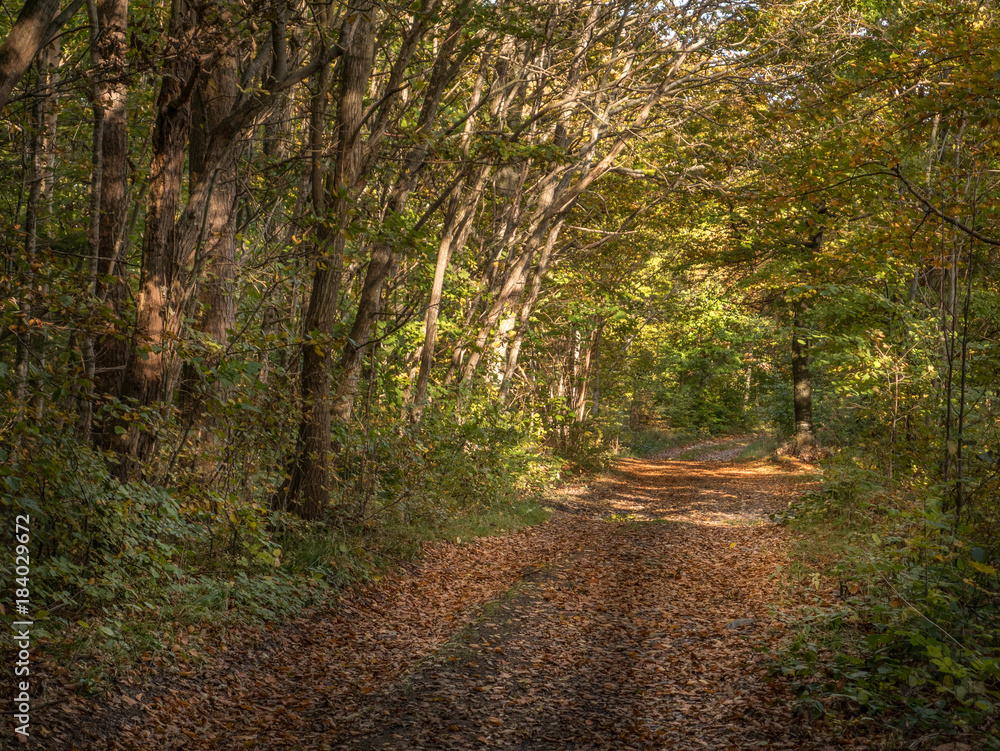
{"left": 40, "top": 454, "right": 877, "bottom": 750}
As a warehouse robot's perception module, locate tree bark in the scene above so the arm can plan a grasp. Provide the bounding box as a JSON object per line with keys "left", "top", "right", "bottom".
{"left": 330, "top": 8, "right": 468, "bottom": 423}
{"left": 110, "top": 0, "right": 198, "bottom": 474}
{"left": 329, "top": 229, "right": 396, "bottom": 424}
{"left": 178, "top": 49, "right": 239, "bottom": 419}
{"left": 281, "top": 1, "right": 376, "bottom": 520}
{"left": 79, "top": 0, "right": 103, "bottom": 441}
{"left": 411, "top": 172, "right": 485, "bottom": 416}
{"left": 791, "top": 307, "right": 814, "bottom": 449}
{"left": 575, "top": 326, "right": 596, "bottom": 422}
{"left": 459, "top": 176, "right": 560, "bottom": 383}
{"left": 81, "top": 0, "right": 129, "bottom": 446}
{"left": 590, "top": 316, "right": 603, "bottom": 417}
{"left": 14, "top": 60, "right": 46, "bottom": 424}
{"left": 0, "top": 0, "right": 68, "bottom": 112}
{"left": 498, "top": 218, "right": 565, "bottom": 399}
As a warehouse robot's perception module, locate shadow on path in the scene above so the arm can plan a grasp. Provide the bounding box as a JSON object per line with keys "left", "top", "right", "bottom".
{"left": 36, "top": 456, "right": 860, "bottom": 751}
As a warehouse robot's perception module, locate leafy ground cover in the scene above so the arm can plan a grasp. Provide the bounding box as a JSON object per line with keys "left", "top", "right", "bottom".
{"left": 774, "top": 459, "right": 1000, "bottom": 749}
{"left": 17, "top": 452, "right": 901, "bottom": 751}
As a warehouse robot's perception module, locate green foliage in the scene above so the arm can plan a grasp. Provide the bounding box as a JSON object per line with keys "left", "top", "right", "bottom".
{"left": 1, "top": 434, "right": 195, "bottom": 614}
{"left": 614, "top": 275, "right": 780, "bottom": 435}
{"left": 736, "top": 435, "right": 783, "bottom": 461}
{"left": 778, "top": 457, "right": 1000, "bottom": 740}
{"left": 0, "top": 372, "right": 561, "bottom": 689}
{"left": 621, "top": 428, "right": 700, "bottom": 458}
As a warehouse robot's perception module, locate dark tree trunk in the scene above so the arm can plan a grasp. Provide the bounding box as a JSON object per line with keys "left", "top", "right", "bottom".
{"left": 0, "top": 0, "right": 65, "bottom": 112}
{"left": 270, "top": 38, "right": 337, "bottom": 516}
{"left": 110, "top": 0, "right": 198, "bottom": 475}
{"left": 14, "top": 60, "right": 46, "bottom": 422}
{"left": 330, "top": 7, "right": 467, "bottom": 423}
{"left": 791, "top": 308, "right": 814, "bottom": 449}
{"left": 280, "top": 1, "right": 376, "bottom": 520}
{"left": 178, "top": 50, "right": 239, "bottom": 421}
{"left": 89, "top": 0, "right": 129, "bottom": 445}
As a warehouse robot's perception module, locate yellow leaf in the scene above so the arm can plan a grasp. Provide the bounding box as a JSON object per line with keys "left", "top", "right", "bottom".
{"left": 970, "top": 561, "right": 996, "bottom": 575}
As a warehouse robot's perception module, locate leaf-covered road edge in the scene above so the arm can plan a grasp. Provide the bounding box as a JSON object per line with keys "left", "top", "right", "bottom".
{"left": 28, "top": 455, "right": 884, "bottom": 751}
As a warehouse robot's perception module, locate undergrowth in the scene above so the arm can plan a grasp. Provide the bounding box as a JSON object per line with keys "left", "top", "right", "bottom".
{"left": 776, "top": 455, "right": 1000, "bottom": 748}
{"left": 0, "top": 396, "right": 560, "bottom": 696}
{"left": 622, "top": 428, "right": 783, "bottom": 463}
{"left": 621, "top": 427, "right": 707, "bottom": 457}
{"left": 736, "top": 435, "right": 783, "bottom": 461}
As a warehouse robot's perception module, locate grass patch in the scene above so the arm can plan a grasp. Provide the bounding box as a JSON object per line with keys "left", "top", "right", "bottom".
{"left": 736, "top": 435, "right": 782, "bottom": 461}
{"left": 400, "top": 496, "right": 552, "bottom": 548}
{"left": 673, "top": 435, "right": 760, "bottom": 460}
{"left": 621, "top": 428, "right": 701, "bottom": 457}
{"left": 675, "top": 439, "right": 742, "bottom": 460}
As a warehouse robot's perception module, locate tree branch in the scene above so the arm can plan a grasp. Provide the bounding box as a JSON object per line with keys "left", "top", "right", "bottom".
{"left": 889, "top": 166, "right": 1000, "bottom": 247}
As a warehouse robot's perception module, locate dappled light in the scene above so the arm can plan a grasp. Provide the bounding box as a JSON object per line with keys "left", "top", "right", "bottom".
{"left": 551, "top": 458, "right": 815, "bottom": 526}
{"left": 31, "top": 456, "right": 858, "bottom": 750}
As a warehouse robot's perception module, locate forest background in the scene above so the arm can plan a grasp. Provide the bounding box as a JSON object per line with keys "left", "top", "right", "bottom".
{"left": 1, "top": 0, "right": 999, "bottom": 742}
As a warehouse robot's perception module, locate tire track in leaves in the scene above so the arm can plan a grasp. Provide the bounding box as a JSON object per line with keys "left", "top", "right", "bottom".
{"left": 333, "top": 521, "right": 831, "bottom": 750}
{"left": 49, "top": 457, "right": 870, "bottom": 750}
{"left": 55, "top": 521, "right": 594, "bottom": 750}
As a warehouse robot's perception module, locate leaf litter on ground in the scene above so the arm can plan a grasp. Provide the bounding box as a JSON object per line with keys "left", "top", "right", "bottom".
{"left": 28, "top": 454, "right": 890, "bottom": 750}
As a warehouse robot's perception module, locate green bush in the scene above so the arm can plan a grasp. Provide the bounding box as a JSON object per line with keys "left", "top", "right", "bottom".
{"left": 779, "top": 458, "right": 1000, "bottom": 740}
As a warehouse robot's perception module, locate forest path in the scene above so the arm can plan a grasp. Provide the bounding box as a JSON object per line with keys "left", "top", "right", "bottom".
{"left": 56, "top": 455, "right": 863, "bottom": 751}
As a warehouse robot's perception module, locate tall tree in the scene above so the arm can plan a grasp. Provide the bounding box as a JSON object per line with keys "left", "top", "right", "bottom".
{"left": 279, "top": 0, "right": 377, "bottom": 518}
{"left": 0, "top": 0, "right": 81, "bottom": 112}
{"left": 87, "top": 0, "right": 130, "bottom": 444}
{"left": 330, "top": 1, "right": 471, "bottom": 423}
{"left": 109, "top": 0, "right": 200, "bottom": 473}
{"left": 178, "top": 39, "right": 240, "bottom": 420}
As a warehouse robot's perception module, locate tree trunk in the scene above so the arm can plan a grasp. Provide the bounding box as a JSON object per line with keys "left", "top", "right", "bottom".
{"left": 575, "top": 327, "right": 595, "bottom": 422}
{"left": 791, "top": 308, "right": 814, "bottom": 449}
{"left": 329, "top": 233, "right": 396, "bottom": 424}
{"left": 14, "top": 61, "right": 46, "bottom": 425}
{"left": 459, "top": 173, "right": 563, "bottom": 383}
{"left": 411, "top": 173, "right": 484, "bottom": 416}
{"left": 590, "top": 316, "right": 603, "bottom": 417}
{"left": 330, "top": 8, "right": 468, "bottom": 423}
{"left": 80, "top": 0, "right": 128, "bottom": 440}
{"left": 110, "top": 0, "right": 198, "bottom": 475}
{"left": 38, "top": 35, "right": 59, "bottom": 214}
{"left": 271, "top": 55, "right": 337, "bottom": 515}
{"left": 743, "top": 345, "right": 753, "bottom": 408}
{"left": 281, "top": 1, "right": 376, "bottom": 520}
{"left": 0, "top": 0, "right": 65, "bottom": 112}
{"left": 498, "top": 218, "right": 564, "bottom": 399}
{"left": 178, "top": 50, "right": 239, "bottom": 420}
{"left": 79, "top": 0, "right": 103, "bottom": 441}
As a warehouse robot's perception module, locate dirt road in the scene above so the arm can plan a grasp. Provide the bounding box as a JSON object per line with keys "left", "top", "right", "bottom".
{"left": 40, "top": 455, "right": 859, "bottom": 751}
